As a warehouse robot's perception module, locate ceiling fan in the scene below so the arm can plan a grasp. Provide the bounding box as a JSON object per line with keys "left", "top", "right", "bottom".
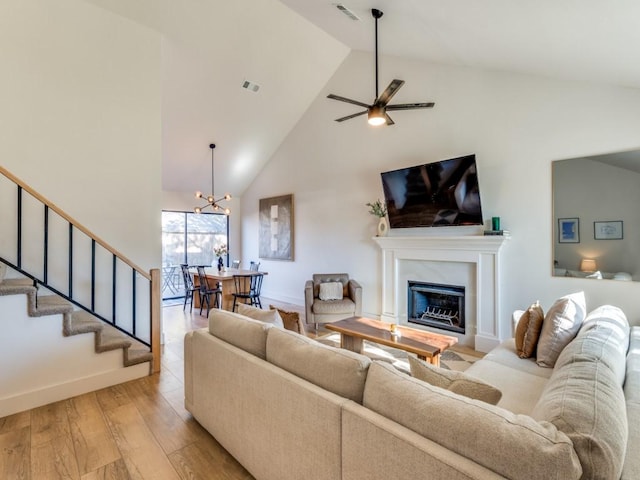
{"left": 327, "top": 8, "right": 435, "bottom": 126}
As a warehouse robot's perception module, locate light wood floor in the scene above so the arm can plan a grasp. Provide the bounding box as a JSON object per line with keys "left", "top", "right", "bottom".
{"left": 0, "top": 299, "right": 301, "bottom": 480}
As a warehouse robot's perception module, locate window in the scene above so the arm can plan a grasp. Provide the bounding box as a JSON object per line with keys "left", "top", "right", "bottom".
{"left": 161, "top": 211, "right": 229, "bottom": 299}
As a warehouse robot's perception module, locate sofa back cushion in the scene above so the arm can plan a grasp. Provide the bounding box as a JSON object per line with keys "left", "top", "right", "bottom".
{"left": 532, "top": 305, "right": 630, "bottom": 480}
{"left": 266, "top": 327, "right": 370, "bottom": 403}
{"left": 209, "top": 309, "right": 271, "bottom": 359}
{"left": 363, "top": 361, "right": 582, "bottom": 480}
{"left": 623, "top": 327, "right": 640, "bottom": 480}
{"left": 556, "top": 305, "right": 630, "bottom": 383}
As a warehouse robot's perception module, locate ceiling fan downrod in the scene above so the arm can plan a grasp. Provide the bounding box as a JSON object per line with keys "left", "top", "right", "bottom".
{"left": 372, "top": 9, "right": 383, "bottom": 100}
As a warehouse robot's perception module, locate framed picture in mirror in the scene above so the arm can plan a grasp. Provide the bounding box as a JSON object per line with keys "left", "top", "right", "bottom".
{"left": 594, "top": 220, "right": 623, "bottom": 240}
{"left": 558, "top": 218, "right": 580, "bottom": 243}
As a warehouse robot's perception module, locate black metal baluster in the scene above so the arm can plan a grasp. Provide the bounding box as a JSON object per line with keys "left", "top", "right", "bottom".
{"left": 91, "top": 239, "right": 96, "bottom": 311}
{"left": 17, "top": 186, "right": 22, "bottom": 269}
{"left": 68, "top": 224, "right": 73, "bottom": 298}
{"left": 112, "top": 255, "right": 117, "bottom": 325}
{"left": 43, "top": 205, "right": 49, "bottom": 284}
{"left": 132, "top": 268, "right": 137, "bottom": 336}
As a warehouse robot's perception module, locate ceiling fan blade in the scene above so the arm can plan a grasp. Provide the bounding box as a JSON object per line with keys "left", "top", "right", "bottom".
{"left": 334, "top": 110, "right": 368, "bottom": 122}
{"left": 386, "top": 102, "right": 435, "bottom": 111}
{"left": 384, "top": 113, "right": 395, "bottom": 126}
{"left": 376, "top": 79, "right": 405, "bottom": 106}
{"left": 327, "top": 94, "right": 371, "bottom": 109}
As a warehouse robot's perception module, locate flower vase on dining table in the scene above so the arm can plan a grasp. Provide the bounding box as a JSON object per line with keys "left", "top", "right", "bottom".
{"left": 217, "top": 256, "right": 224, "bottom": 272}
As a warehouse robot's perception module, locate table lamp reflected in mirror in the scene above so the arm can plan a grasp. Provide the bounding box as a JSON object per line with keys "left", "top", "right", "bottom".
{"left": 580, "top": 258, "right": 597, "bottom": 273}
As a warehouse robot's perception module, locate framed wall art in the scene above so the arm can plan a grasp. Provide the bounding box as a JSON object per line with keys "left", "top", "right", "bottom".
{"left": 259, "top": 194, "right": 294, "bottom": 260}
{"left": 558, "top": 218, "right": 579, "bottom": 243}
{"left": 594, "top": 220, "right": 623, "bottom": 240}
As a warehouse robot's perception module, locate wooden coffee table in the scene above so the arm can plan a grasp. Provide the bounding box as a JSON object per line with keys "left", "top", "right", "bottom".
{"left": 325, "top": 317, "right": 458, "bottom": 367}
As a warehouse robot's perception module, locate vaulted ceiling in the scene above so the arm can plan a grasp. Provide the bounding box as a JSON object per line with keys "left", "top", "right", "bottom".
{"left": 84, "top": 0, "right": 640, "bottom": 196}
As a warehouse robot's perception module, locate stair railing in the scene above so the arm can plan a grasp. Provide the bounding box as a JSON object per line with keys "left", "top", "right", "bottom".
{"left": 0, "top": 166, "right": 160, "bottom": 373}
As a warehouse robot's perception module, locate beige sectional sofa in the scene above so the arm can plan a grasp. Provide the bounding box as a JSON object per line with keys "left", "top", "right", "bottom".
{"left": 184, "top": 306, "right": 640, "bottom": 480}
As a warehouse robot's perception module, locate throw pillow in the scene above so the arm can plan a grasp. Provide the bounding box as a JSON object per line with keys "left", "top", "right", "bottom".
{"left": 237, "top": 303, "right": 284, "bottom": 328}
{"left": 536, "top": 291, "right": 586, "bottom": 368}
{"left": 269, "top": 305, "right": 306, "bottom": 335}
{"left": 514, "top": 301, "right": 545, "bottom": 358}
{"left": 319, "top": 281, "right": 344, "bottom": 300}
{"left": 408, "top": 355, "right": 502, "bottom": 405}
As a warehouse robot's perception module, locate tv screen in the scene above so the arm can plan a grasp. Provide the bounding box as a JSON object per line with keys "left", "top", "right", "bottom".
{"left": 381, "top": 154, "right": 483, "bottom": 228}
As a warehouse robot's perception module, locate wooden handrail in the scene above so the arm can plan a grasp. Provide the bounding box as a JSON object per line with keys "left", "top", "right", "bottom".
{"left": 0, "top": 165, "right": 151, "bottom": 281}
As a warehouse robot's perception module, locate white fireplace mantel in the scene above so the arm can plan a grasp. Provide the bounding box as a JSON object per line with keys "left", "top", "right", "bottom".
{"left": 372, "top": 235, "right": 509, "bottom": 353}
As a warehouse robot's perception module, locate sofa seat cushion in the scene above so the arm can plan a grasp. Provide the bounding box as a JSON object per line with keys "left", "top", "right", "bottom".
{"left": 209, "top": 309, "right": 271, "bottom": 359}
{"left": 532, "top": 306, "right": 630, "bottom": 480}
{"left": 266, "top": 327, "right": 370, "bottom": 403}
{"left": 464, "top": 359, "right": 549, "bottom": 415}
{"left": 363, "top": 361, "right": 582, "bottom": 480}
{"left": 312, "top": 298, "right": 355, "bottom": 315}
{"left": 473, "top": 339, "right": 554, "bottom": 379}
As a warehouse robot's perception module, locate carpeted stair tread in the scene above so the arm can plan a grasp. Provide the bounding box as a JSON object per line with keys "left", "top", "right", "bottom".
{"left": 33, "top": 295, "right": 74, "bottom": 317}
{"left": 65, "top": 310, "right": 104, "bottom": 336}
{"left": 96, "top": 325, "right": 132, "bottom": 353}
{"left": 125, "top": 339, "right": 154, "bottom": 367}
{"left": 0, "top": 278, "right": 36, "bottom": 296}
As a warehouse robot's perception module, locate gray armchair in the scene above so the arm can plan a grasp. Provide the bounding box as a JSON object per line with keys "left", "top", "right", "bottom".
{"left": 305, "top": 273, "right": 362, "bottom": 329}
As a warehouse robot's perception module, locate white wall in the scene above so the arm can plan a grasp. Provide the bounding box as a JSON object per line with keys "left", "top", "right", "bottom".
{"left": 241, "top": 51, "right": 640, "bottom": 335}
{"left": 0, "top": 0, "right": 162, "bottom": 272}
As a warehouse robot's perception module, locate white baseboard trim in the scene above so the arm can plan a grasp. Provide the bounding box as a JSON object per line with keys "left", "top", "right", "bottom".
{"left": 474, "top": 334, "right": 500, "bottom": 354}
{"left": 0, "top": 362, "right": 150, "bottom": 417}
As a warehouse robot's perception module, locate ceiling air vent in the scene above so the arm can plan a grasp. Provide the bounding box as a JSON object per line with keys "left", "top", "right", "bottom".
{"left": 242, "top": 80, "right": 260, "bottom": 93}
{"left": 335, "top": 4, "right": 360, "bottom": 21}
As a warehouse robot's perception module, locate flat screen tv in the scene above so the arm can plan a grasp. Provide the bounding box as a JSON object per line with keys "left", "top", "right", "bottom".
{"left": 381, "top": 154, "right": 484, "bottom": 229}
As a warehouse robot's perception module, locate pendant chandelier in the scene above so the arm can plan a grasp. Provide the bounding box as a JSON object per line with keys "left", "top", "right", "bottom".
{"left": 194, "top": 143, "right": 231, "bottom": 215}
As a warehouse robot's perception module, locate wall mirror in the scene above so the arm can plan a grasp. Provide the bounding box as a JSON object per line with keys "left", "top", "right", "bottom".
{"left": 552, "top": 149, "right": 640, "bottom": 282}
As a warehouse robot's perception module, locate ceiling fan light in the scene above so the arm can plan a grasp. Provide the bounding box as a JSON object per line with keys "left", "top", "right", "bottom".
{"left": 368, "top": 106, "right": 386, "bottom": 126}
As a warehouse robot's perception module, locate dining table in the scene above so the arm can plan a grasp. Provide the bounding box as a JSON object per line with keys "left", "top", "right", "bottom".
{"left": 191, "top": 267, "right": 268, "bottom": 312}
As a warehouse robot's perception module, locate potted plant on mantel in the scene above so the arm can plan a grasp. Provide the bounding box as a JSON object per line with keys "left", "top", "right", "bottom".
{"left": 367, "top": 199, "right": 389, "bottom": 237}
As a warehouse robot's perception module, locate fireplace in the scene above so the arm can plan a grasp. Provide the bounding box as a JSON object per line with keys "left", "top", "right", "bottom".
{"left": 408, "top": 281, "right": 465, "bottom": 334}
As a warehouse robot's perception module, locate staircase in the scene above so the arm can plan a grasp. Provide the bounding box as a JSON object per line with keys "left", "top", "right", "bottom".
{"left": 0, "top": 276, "right": 153, "bottom": 368}
{"left": 0, "top": 166, "right": 160, "bottom": 418}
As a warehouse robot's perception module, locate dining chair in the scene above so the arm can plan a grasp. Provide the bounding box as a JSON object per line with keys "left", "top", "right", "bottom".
{"left": 232, "top": 273, "right": 263, "bottom": 311}
{"left": 196, "top": 266, "right": 222, "bottom": 317}
{"left": 249, "top": 261, "right": 260, "bottom": 271}
{"left": 180, "top": 264, "right": 199, "bottom": 312}
{"left": 231, "top": 259, "right": 241, "bottom": 269}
